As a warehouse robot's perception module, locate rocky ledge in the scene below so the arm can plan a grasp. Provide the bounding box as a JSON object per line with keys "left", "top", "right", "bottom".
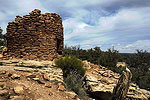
{"left": 0, "top": 59, "right": 150, "bottom": 100}
{"left": 83, "top": 61, "right": 150, "bottom": 100}
{"left": 0, "top": 59, "right": 81, "bottom": 100}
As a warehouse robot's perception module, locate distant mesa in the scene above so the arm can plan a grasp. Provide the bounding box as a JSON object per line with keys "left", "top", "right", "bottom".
{"left": 4, "top": 9, "right": 64, "bottom": 61}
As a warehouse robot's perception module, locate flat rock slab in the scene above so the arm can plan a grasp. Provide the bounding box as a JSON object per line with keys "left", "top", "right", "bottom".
{"left": 0, "top": 66, "right": 14, "bottom": 71}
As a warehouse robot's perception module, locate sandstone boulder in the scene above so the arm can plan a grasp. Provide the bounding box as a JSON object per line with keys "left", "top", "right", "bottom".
{"left": 65, "top": 91, "right": 77, "bottom": 99}
{"left": 14, "top": 85, "right": 24, "bottom": 94}
{"left": 58, "top": 83, "right": 65, "bottom": 91}
{"left": 83, "top": 61, "right": 150, "bottom": 100}
{"left": 11, "top": 73, "right": 21, "bottom": 79}
{"left": 10, "top": 96, "right": 24, "bottom": 100}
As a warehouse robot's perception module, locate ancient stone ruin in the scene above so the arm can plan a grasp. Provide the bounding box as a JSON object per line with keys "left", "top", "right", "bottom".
{"left": 5, "top": 9, "right": 63, "bottom": 61}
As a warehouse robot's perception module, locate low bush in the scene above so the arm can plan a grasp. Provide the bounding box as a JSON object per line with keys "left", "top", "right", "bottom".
{"left": 65, "top": 74, "right": 87, "bottom": 98}
{"left": 108, "top": 66, "right": 126, "bottom": 74}
{"left": 55, "top": 56, "right": 86, "bottom": 77}
{"left": 55, "top": 56, "right": 87, "bottom": 99}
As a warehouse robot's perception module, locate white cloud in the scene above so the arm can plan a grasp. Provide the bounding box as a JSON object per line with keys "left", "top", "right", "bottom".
{"left": 63, "top": 18, "right": 114, "bottom": 48}
{"left": 14, "top": 0, "right": 49, "bottom": 15}
{"left": 98, "top": 7, "right": 150, "bottom": 32}
{"left": 0, "top": 22, "right": 7, "bottom": 34}
{"left": 63, "top": 7, "right": 150, "bottom": 52}
{"left": 64, "top": 0, "right": 104, "bottom": 8}
{"left": 0, "top": 12, "right": 6, "bottom": 21}
{"left": 116, "top": 40, "right": 150, "bottom": 53}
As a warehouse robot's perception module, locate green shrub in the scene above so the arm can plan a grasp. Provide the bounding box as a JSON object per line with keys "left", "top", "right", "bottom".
{"left": 55, "top": 56, "right": 86, "bottom": 77}
{"left": 55, "top": 56, "right": 87, "bottom": 98}
{"left": 65, "top": 74, "right": 87, "bottom": 98}
{"left": 108, "top": 66, "right": 126, "bottom": 74}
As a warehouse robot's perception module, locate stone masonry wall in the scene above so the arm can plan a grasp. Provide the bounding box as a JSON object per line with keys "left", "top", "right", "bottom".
{"left": 5, "top": 9, "right": 63, "bottom": 61}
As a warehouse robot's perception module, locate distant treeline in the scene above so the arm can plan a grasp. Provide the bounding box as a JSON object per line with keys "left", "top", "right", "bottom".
{"left": 63, "top": 45, "right": 150, "bottom": 90}
{"left": 0, "top": 27, "right": 6, "bottom": 46}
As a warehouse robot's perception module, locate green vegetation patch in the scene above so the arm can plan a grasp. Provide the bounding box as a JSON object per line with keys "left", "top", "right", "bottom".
{"left": 55, "top": 56, "right": 87, "bottom": 99}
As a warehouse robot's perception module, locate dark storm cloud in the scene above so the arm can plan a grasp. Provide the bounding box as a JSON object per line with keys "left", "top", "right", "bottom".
{"left": 83, "top": 0, "right": 150, "bottom": 15}
{"left": 115, "top": 0, "right": 150, "bottom": 8}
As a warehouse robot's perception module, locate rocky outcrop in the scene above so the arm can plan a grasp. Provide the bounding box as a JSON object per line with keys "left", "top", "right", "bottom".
{"left": 83, "top": 61, "right": 150, "bottom": 100}
{"left": 0, "top": 59, "right": 79, "bottom": 100}
{"left": 0, "top": 59, "right": 63, "bottom": 82}
{"left": 0, "top": 59, "right": 150, "bottom": 100}
{"left": 112, "top": 67, "right": 132, "bottom": 100}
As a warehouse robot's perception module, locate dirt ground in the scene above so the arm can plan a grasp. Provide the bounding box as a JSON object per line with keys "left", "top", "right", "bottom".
{"left": 0, "top": 65, "right": 79, "bottom": 100}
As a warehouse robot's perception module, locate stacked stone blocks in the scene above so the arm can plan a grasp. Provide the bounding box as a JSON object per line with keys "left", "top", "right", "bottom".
{"left": 5, "top": 9, "right": 63, "bottom": 60}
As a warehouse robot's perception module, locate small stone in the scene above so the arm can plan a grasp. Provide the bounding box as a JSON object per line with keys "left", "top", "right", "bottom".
{"left": 0, "top": 87, "right": 2, "bottom": 90}
{"left": 36, "top": 98, "right": 43, "bottom": 100}
{"left": 14, "top": 86, "right": 24, "bottom": 94}
{"left": 0, "top": 71, "right": 6, "bottom": 75}
{"left": 48, "top": 92, "right": 53, "bottom": 96}
{"left": 32, "top": 77, "right": 40, "bottom": 81}
{"left": 0, "top": 79, "right": 7, "bottom": 82}
{"left": 33, "top": 77, "right": 45, "bottom": 84}
{"left": 43, "top": 73, "right": 49, "bottom": 81}
{"left": 0, "top": 54, "right": 3, "bottom": 58}
{"left": 38, "top": 79, "right": 45, "bottom": 84}
{"left": 57, "top": 83, "right": 65, "bottom": 91}
{"left": 75, "top": 97, "right": 80, "bottom": 100}
{"left": 10, "top": 96, "right": 24, "bottom": 100}
{"left": 65, "top": 91, "right": 77, "bottom": 99}
{"left": 27, "top": 78, "right": 31, "bottom": 81}
{"left": 11, "top": 74, "right": 20, "bottom": 79}
{"left": 0, "top": 97, "right": 7, "bottom": 100}
{"left": 103, "top": 72, "right": 108, "bottom": 77}
{"left": 0, "top": 90, "right": 8, "bottom": 96}
{"left": 44, "top": 83, "right": 52, "bottom": 88}
{"left": 26, "top": 73, "right": 36, "bottom": 78}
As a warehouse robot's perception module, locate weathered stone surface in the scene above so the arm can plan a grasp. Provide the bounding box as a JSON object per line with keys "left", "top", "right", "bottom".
{"left": 43, "top": 73, "right": 49, "bottom": 81}
{"left": 83, "top": 61, "right": 150, "bottom": 100}
{"left": 36, "top": 98, "right": 44, "bottom": 100}
{"left": 57, "top": 83, "right": 65, "bottom": 91}
{"left": 75, "top": 97, "right": 80, "bottom": 100}
{"left": 0, "top": 60, "right": 76, "bottom": 100}
{"left": 0, "top": 71, "right": 6, "bottom": 75}
{"left": 112, "top": 68, "right": 132, "bottom": 100}
{"left": 14, "top": 86, "right": 24, "bottom": 94}
{"left": 44, "top": 82, "right": 52, "bottom": 88}
{"left": 0, "top": 59, "right": 64, "bottom": 83}
{"left": 1, "top": 59, "right": 149, "bottom": 100}
{"left": 0, "top": 79, "right": 7, "bottom": 82}
{"left": 11, "top": 73, "right": 20, "bottom": 79}
{"left": 10, "top": 96, "right": 24, "bottom": 100}
{"left": 0, "top": 90, "right": 8, "bottom": 96}
{"left": 65, "top": 91, "right": 77, "bottom": 99}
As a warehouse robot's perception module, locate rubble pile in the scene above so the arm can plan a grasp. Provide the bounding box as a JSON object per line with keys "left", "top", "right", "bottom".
{"left": 5, "top": 9, "right": 63, "bottom": 61}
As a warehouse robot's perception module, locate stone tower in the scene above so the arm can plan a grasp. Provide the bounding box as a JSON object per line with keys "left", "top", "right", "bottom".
{"left": 5, "top": 9, "right": 63, "bottom": 61}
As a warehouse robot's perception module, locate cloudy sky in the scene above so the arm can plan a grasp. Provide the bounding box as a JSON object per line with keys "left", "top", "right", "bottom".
{"left": 0, "top": 0, "right": 150, "bottom": 53}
